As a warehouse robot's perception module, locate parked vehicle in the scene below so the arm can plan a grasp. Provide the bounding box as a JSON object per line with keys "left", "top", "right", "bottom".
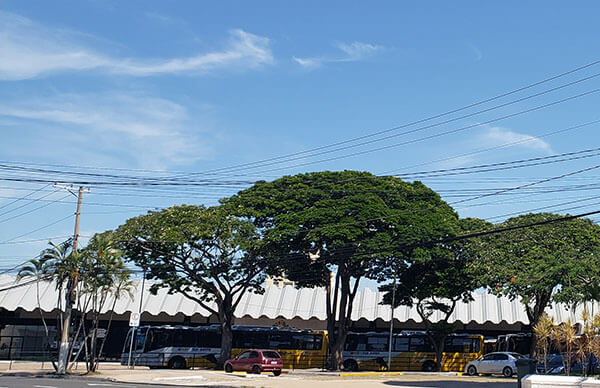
{"left": 537, "top": 354, "right": 599, "bottom": 375}
{"left": 121, "top": 325, "right": 326, "bottom": 369}
{"left": 495, "top": 333, "right": 532, "bottom": 355}
{"left": 465, "top": 351, "right": 525, "bottom": 377}
{"left": 224, "top": 349, "right": 283, "bottom": 376}
{"left": 343, "top": 331, "right": 484, "bottom": 372}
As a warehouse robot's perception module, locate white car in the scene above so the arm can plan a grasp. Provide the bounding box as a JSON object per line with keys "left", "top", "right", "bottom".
{"left": 465, "top": 352, "right": 524, "bottom": 377}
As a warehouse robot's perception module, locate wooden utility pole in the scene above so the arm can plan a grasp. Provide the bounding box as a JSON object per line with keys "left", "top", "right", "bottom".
{"left": 56, "top": 185, "right": 87, "bottom": 375}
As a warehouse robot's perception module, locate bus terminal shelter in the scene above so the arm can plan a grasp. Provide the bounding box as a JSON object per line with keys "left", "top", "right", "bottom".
{"left": 0, "top": 274, "right": 591, "bottom": 360}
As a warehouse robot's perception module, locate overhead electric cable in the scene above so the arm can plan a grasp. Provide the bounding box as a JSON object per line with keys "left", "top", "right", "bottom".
{"left": 1, "top": 214, "right": 74, "bottom": 244}
{"left": 170, "top": 60, "right": 600, "bottom": 177}
{"left": 0, "top": 194, "right": 71, "bottom": 225}
{"left": 0, "top": 189, "right": 59, "bottom": 218}
{"left": 245, "top": 88, "right": 600, "bottom": 175}
{"left": 0, "top": 183, "right": 51, "bottom": 211}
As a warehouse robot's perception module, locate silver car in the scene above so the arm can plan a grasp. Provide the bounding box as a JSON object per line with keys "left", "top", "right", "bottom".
{"left": 465, "top": 352, "right": 524, "bottom": 377}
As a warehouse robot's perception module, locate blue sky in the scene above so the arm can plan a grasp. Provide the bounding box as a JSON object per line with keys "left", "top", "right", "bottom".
{"left": 1, "top": 1, "right": 600, "bottom": 271}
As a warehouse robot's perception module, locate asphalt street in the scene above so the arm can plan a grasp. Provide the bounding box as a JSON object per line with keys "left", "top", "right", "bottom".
{"left": 383, "top": 380, "right": 516, "bottom": 388}
{"left": 0, "top": 376, "right": 179, "bottom": 388}
{"left": 0, "top": 375, "right": 518, "bottom": 388}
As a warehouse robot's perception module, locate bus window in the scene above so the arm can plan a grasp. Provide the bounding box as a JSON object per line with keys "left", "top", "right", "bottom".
{"left": 409, "top": 336, "right": 432, "bottom": 352}
{"left": 197, "top": 330, "right": 220, "bottom": 348}
{"left": 171, "top": 330, "right": 196, "bottom": 347}
{"left": 445, "top": 337, "right": 467, "bottom": 353}
{"left": 294, "top": 334, "right": 323, "bottom": 350}
{"left": 471, "top": 338, "right": 481, "bottom": 353}
{"left": 134, "top": 330, "right": 147, "bottom": 352}
{"left": 233, "top": 330, "right": 268, "bottom": 349}
{"left": 394, "top": 337, "right": 409, "bottom": 352}
{"left": 443, "top": 337, "right": 482, "bottom": 353}
{"left": 269, "top": 332, "right": 293, "bottom": 349}
{"left": 147, "top": 329, "right": 171, "bottom": 351}
{"left": 345, "top": 334, "right": 367, "bottom": 351}
{"left": 367, "top": 336, "right": 388, "bottom": 352}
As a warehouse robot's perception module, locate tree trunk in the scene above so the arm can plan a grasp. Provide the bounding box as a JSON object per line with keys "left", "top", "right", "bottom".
{"left": 36, "top": 279, "right": 49, "bottom": 336}
{"left": 57, "top": 281, "right": 75, "bottom": 375}
{"left": 94, "top": 299, "right": 118, "bottom": 372}
{"left": 217, "top": 301, "right": 234, "bottom": 369}
{"left": 88, "top": 312, "right": 99, "bottom": 372}
{"left": 429, "top": 334, "right": 446, "bottom": 372}
{"left": 327, "top": 273, "right": 354, "bottom": 371}
{"left": 330, "top": 332, "right": 347, "bottom": 371}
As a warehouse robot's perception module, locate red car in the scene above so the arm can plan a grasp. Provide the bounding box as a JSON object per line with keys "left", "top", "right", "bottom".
{"left": 224, "top": 349, "right": 283, "bottom": 376}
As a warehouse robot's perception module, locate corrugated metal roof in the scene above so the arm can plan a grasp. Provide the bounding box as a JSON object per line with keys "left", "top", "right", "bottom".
{"left": 0, "top": 275, "right": 591, "bottom": 325}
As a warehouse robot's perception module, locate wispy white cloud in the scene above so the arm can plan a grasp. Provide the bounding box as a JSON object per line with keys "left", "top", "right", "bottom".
{"left": 0, "top": 92, "right": 216, "bottom": 168}
{"left": 144, "top": 11, "right": 187, "bottom": 26}
{"left": 293, "top": 41, "right": 383, "bottom": 69}
{"left": 482, "top": 126, "right": 553, "bottom": 153}
{"left": 337, "top": 42, "right": 382, "bottom": 61}
{"left": 292, "top": 56, "right": 322, "bottom": 69}
{"left": 466, "top": 43, "right": 483, "bottom": 62}
{"left": 0, "top": 11, "right": 273, "bottom": 80}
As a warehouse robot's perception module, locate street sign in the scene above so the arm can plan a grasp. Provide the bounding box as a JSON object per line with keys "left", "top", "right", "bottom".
{"left": 129, "top": 312, "right": 140, "bottom": 327}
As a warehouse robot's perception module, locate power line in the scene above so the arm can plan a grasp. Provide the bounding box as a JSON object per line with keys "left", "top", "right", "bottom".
{"left": 0, "top": 183, "right": 51, "bottom": 211}
{"left": 0, "top": 189, "right": 59, "bottom": 218}
{"left": 394, "top": 147, "right": 600, "bottom": 178}
{"left": 246, "top": 88, "right": 600, "bottom": 176}
{"left": 0, "top": 193, "right": 71, "bottom": 225}
{"left": 169, "top": 60, "right": 600, "bottom": 178}
{"left": 1, "top": 214, "right": 74, "bottom": 244}
{"left": 379, "top": 119, "right": 600, "bottom": 176}
{"left": 0, "top": 235, "right": 73, "bottom": 245}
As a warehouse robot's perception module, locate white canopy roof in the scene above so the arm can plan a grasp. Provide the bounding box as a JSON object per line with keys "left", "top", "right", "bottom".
{"left": 0, "top": 275, "right": 590, "bottom": 325}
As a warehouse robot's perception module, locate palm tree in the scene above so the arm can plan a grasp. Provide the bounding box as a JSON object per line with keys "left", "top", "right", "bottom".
{"left": 534, "top": 313, "right": 554, "bottom": 374}
{"left": 39, "top": 240, "right": 78, "bottom": 375}
{"left": 78, "top": 232, "right": 134, "bottom": 372}
{"left": 94, "top": 274, "right": 134, "bottom": 371}
{"left": 552, "top": 319, "right": 577, "bottom": 376}
{"left": 17, "top": 255, "right": 56, "bottom": 337}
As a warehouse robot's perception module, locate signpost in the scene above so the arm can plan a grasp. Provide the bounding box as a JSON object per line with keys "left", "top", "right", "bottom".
{"left": 128, "top": 270, "right": 146, "bottom": 369}
{"left": 129, "top": 312, "right": 140, "bottom": 327}
{"left": 127, "top": 312, "right": 140, "bottom": 368}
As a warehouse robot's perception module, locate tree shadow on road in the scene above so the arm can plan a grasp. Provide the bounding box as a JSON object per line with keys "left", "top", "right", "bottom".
{"left": 383, "top": 380, "right": 515, "bottom": 388}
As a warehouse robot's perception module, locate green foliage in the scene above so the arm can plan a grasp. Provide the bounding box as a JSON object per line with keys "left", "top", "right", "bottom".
{"left": 381, "top": 218, "right": 490, "bottom": 312}
{"left": 80, "top": 231, "right": 131, "bottom": 297}
{"left": 226, "top": 170, "right": 459, "bottom": 370}
{"left": 117, "top": 204, "right": 265, "bottom": 307}
{"left": 116, "top": 204, "right": 267, "bottom": 364}
{"left": 17, "top": 256, "right": 54, "bottom": 282}
{"left": 226, "top": 171, "right": 458, "bottom": 285}
{"left": 475, "top": 213, "right": 600, "bottom": 327}
{"left": 379, "top": 217, "right": 490, "bottom": 370}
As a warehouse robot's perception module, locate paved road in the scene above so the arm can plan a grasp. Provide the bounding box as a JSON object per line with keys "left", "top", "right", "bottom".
{"left": 0, "top": 376, "right": 183, "bottom": 388}
{"left": 383, "top": 380, "right": 515, "bottom": 388}
{"left": 0, "top": 375, "right": 518, "bottom": 388}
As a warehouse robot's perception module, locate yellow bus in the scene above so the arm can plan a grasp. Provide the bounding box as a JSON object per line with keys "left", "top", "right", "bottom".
{"left": 121, "top": 325, "right": 328, "bottom": 369}
{"left": 343, "top": 331, "right": 484, "bottom": 372}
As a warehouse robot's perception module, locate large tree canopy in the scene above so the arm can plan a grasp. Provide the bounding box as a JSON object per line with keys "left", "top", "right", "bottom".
{"left": 379, "top": 217, "right": 491, "bottom": 371}
{"left": 116, "top": 205, "right": 266, "bottom": 365}
{"left": 225, "top": 170, "right": 459, "bottom": 370}
{"left": 475, "top": 213, "right": 600, "bottom": 355}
